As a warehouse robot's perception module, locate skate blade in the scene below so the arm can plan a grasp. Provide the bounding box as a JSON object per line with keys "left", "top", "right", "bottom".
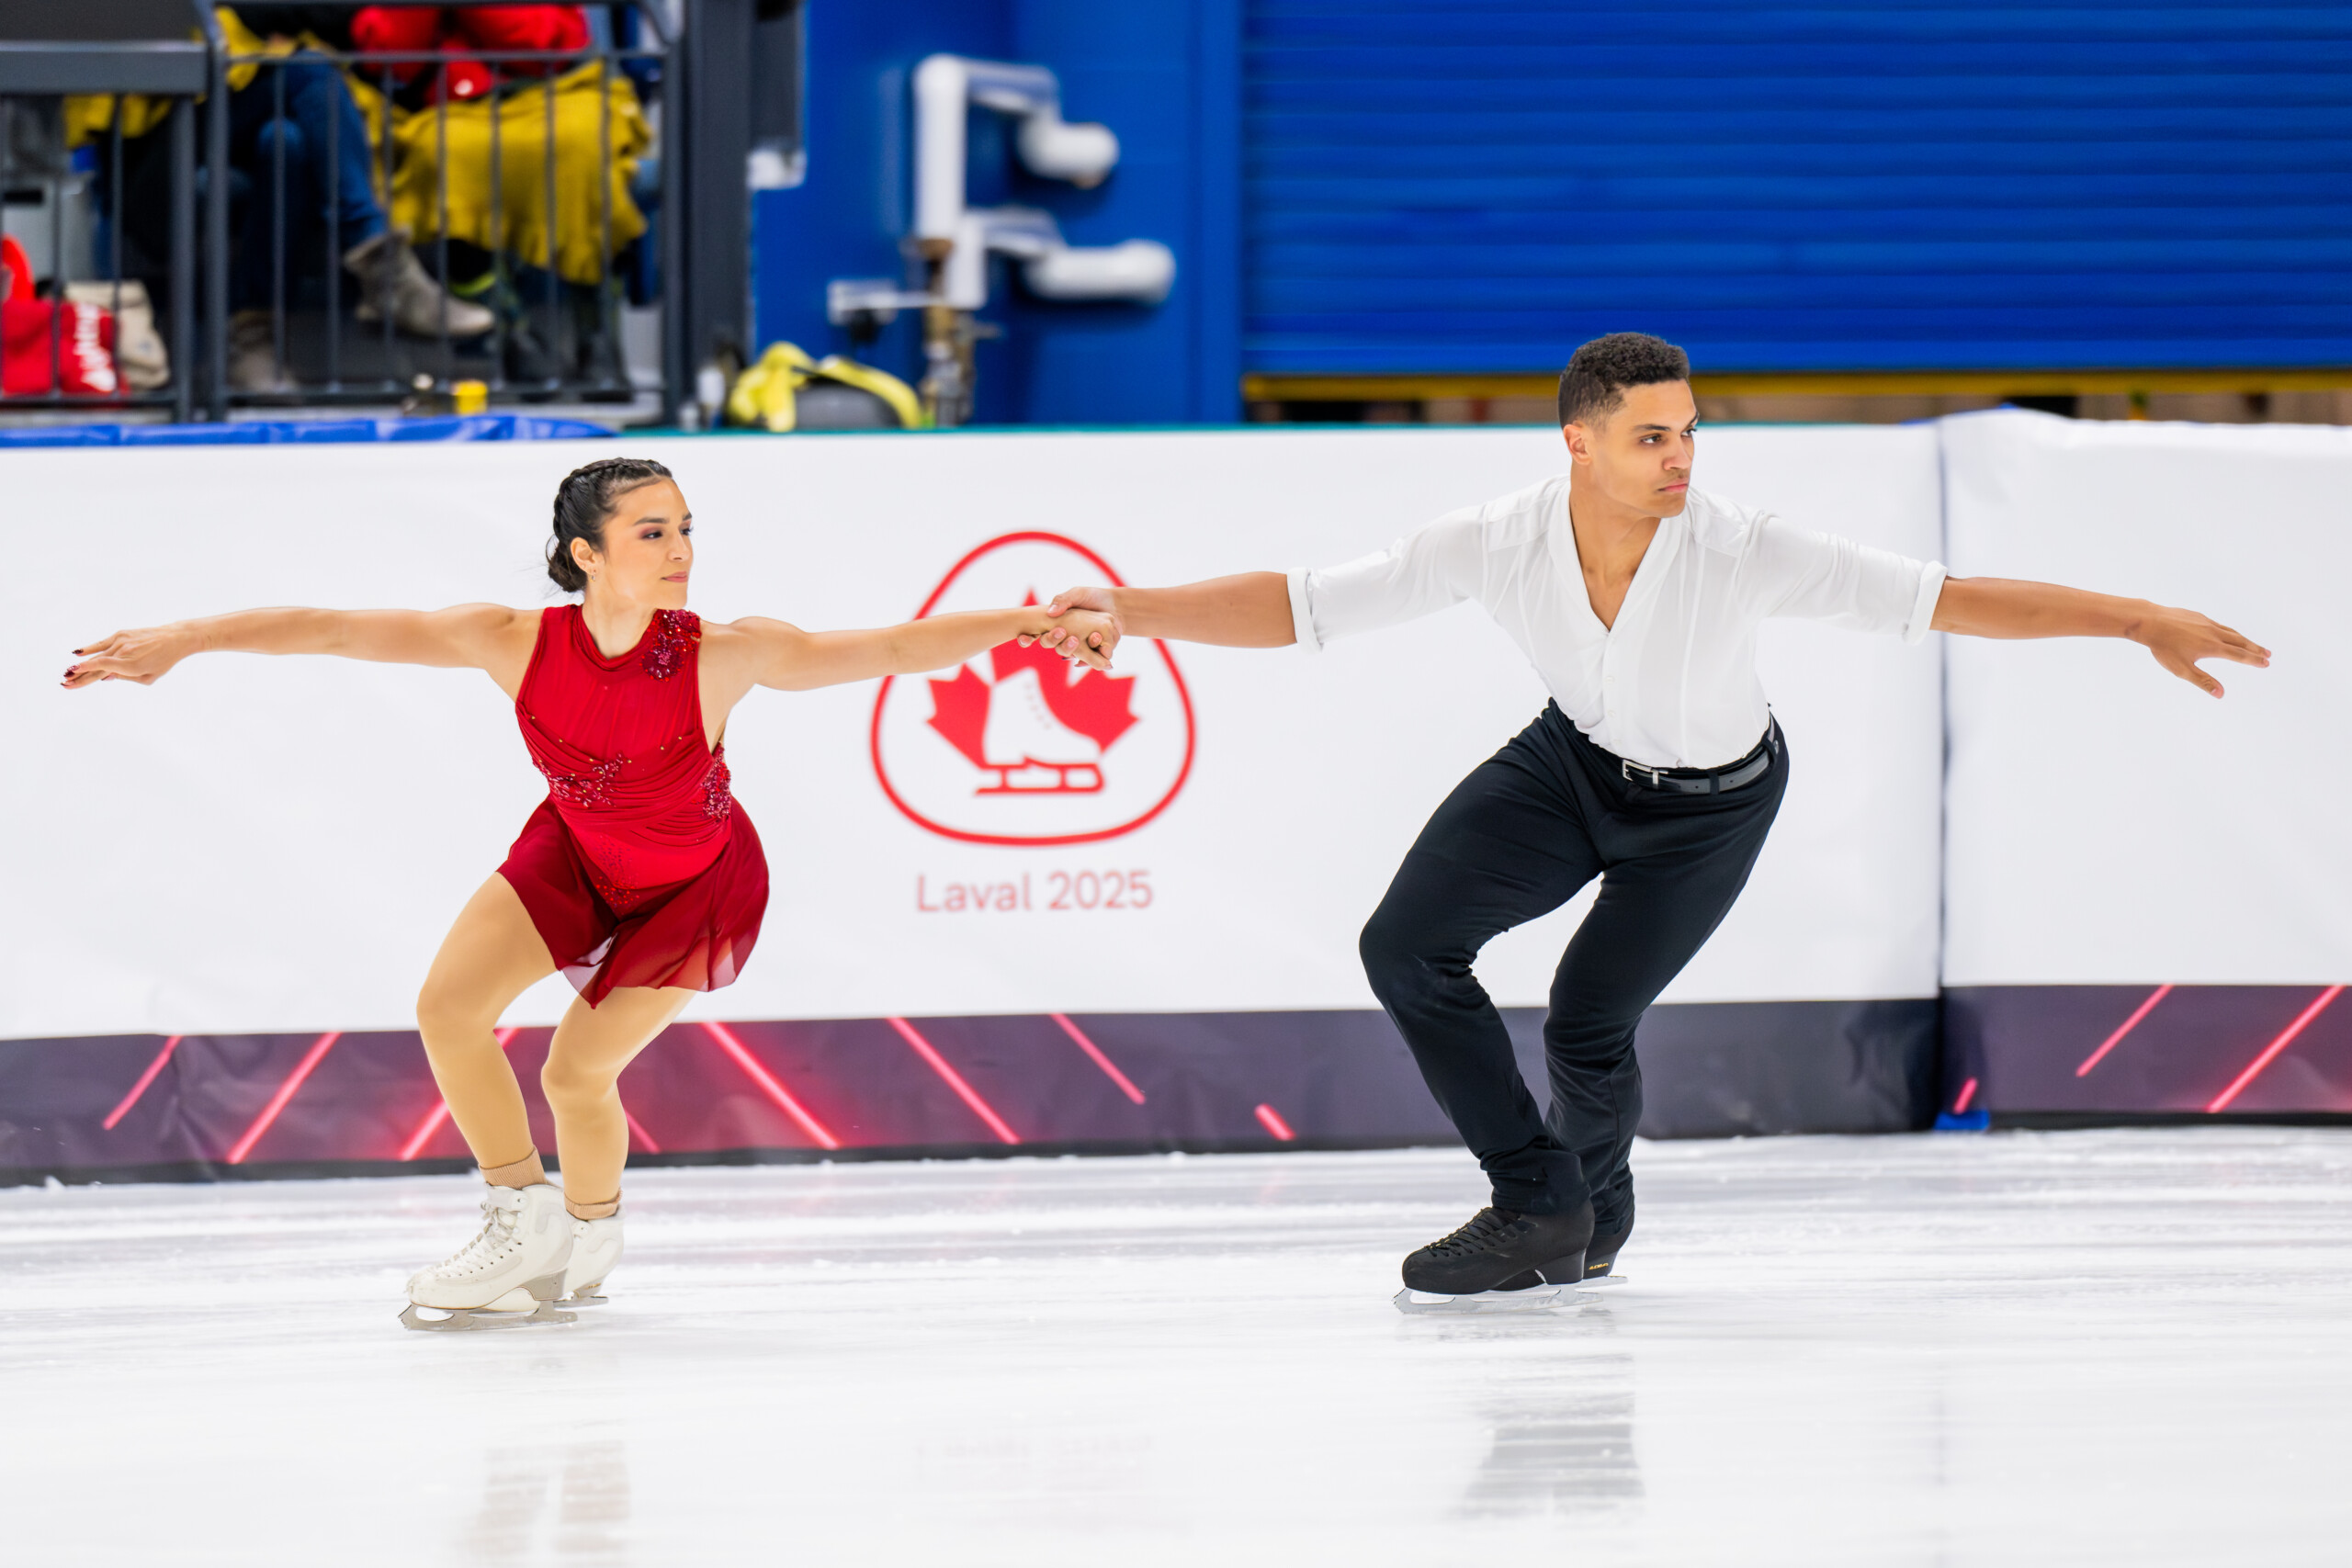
{"left": 563, "top": 1286, "right": 608, "bottom": 1306}
{"left": 399, "top": 1299, "right": 579, "bottom": 1333}
{"left": 1392, "top": 1277, "right": 1621, "bottom": 1315}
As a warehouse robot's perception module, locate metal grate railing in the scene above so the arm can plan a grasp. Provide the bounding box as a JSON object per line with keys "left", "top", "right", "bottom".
{"left": 214, "top": 6, "right": 670, "bottom": 412}
{"left": 0, "top": 86, "right": 198, "bottom": 422}
{"left": 0, "top": 1, "right": 677, "bottom": 424}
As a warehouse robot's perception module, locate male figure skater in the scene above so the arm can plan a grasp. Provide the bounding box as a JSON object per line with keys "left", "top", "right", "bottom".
{"left": 1033, "top": 333, "right": 2269, "bottom": 1300}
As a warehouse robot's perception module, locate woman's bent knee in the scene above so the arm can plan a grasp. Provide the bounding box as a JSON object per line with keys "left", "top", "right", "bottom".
{"left": 415, "top": 981, "right": 499, "bottom": 1046}
{"left": 541, "top": 1055, "right": 617, "bottom": 1111}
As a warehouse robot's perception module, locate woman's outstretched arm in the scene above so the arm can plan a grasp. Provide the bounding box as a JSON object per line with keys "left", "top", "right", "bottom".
{"left": 715, "top": 604, "right": 1121, "bottom": 694}
{"left": 62, "top": 604, "right": 536, "bottom": 692}
{"left": 1928, "top": 578, "right": 2271, "bottom": 698}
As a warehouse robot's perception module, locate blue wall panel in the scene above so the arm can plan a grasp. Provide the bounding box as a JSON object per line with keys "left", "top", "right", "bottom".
{"left": 752, "top": 0, "right": 1240, "bottom": 424}
{"left": 751, "top": 3, "right": 1010, "bottom": 416}
{"left": 1244, "top": 1, "right": 2352, "bottom": 374}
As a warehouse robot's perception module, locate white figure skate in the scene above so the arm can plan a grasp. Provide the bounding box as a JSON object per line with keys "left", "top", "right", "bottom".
{"left": 400, "top": 1182, "right": 577, "bottom": 1332}
{"left": 561, "top": 1214, "right": 623, "bottom": 1305}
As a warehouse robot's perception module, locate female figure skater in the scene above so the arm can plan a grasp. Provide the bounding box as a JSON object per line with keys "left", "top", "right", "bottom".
{"left": 62, "top": 457, "right": 1117, "bottom": 1330}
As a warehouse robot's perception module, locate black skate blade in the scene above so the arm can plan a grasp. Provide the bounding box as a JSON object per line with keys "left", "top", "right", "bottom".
{"left": 399, "top": 1299, "right": 579, "bottom": 1333}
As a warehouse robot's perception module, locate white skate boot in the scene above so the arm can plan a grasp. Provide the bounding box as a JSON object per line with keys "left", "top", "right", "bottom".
{"left": 400, "top": 1182, "right": 577, "bottom": 1332}
{"left": 561, "top": 1213, "right": 624, "bottom": 1304}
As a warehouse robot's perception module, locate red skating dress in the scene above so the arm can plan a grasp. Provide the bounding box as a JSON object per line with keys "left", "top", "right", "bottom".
{"left": 498, "top": 605, "right": 768, "bottom": 1005}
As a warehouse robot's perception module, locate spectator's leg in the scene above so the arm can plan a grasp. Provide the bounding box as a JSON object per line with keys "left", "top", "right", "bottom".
{"left": 223, "top": 75, "right": 289, "bottom": 316}
{"left": 222, "top": 76, "right": 301, "bottom": 391}
{"left": 305, "top": 40, "right": 497, "bottom": 344}
{"left": 277, "top": 54, "right": 388, "bottom": 247}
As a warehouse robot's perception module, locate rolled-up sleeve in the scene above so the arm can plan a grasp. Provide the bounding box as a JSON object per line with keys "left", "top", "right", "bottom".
{"left": 1748, "top": 513, "right": 1948, "bottom": 645}
{"left": 1292, "top": 509, "right": 1490, "bottom": 651}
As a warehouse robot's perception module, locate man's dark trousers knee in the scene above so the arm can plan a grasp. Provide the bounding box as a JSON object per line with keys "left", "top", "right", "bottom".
{"left": 1361, "top": 702, "right": 1787, "bottom": 1230}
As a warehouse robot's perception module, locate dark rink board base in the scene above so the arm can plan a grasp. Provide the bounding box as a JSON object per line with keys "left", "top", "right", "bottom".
{"left": 1943, "top": 984, "right": 2352, "bottom": 1122}
{"left": 0, "top": 1000, "right": 1940, "bottom": 1185}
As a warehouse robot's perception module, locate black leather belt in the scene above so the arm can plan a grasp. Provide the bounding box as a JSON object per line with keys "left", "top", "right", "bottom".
{"left": 1616, "top": 724, "right": 1778, "bottom": 795}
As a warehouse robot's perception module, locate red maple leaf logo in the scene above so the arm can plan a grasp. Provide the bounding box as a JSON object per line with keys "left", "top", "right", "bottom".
{"left": 925, "top": 595, "right": 1139, "bottom": 793}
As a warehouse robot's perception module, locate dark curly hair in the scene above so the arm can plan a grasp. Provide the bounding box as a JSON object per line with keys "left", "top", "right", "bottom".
{"left": 1556, "top": 333, "right": 1691, "bottom": 427}
{"left": 547, "top": 457, "right": 675, "bottom": 592}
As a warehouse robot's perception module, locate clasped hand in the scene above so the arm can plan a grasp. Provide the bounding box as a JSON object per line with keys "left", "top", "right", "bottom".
{"left": 1020, "top": 590, "right": 1122, "bottom": 665}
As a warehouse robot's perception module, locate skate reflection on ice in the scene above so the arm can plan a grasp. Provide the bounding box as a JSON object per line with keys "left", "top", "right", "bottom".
{"left": 458, "top": 1441, "right": 630, "bottom": 1565}
{"left": 1454, "top": 1351, "right": 1643, "bottom": 1521}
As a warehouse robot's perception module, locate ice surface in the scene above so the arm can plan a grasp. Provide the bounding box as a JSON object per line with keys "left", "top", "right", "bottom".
{"left": 5, "top": 1130, "right": 2351, "bottom": 1565}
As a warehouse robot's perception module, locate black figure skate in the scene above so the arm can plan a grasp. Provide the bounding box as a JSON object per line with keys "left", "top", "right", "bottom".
{"left": 1393, "top": 1201, "right": 1612, "bottom": 1315}
{"left": 1584, "top": 1215, "right": 1633, "bottom": 1280}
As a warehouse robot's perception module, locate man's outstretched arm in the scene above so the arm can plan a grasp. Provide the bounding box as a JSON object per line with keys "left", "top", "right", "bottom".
{"left": 1930, "top": 577, "right": 2271, "bottom": 698}
{"left": 1037, "top": 572, "right": 1296, "bottom": 650}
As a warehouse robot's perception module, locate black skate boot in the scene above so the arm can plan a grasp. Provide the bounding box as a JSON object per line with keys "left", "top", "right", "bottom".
{"left": 1585, "top": 1215, "right": 1633, "bottom": 1280}
{"left": 1395, "top": 1201, "right": 1595, "bottom": 1313}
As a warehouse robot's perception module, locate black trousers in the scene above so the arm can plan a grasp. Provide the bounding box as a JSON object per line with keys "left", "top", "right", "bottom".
{"left": 1361, "top": 702, "right": 1787, "bottom": 1227}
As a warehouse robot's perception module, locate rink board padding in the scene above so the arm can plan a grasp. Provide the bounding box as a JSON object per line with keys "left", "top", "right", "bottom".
{"left": 1945, "top": 986, "right": 2352, "bottom": 1120}
{"left": 1617, "top": 999, "right": 1937, "bottom": 1137}
{"left": 10, "top": 416, "right": 2346, "bottom": 1155}
{"left": 0, "top": 1001, "right": 1935, "bottom": 1184}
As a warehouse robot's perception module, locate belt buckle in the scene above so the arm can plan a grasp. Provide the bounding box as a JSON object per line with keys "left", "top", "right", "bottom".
{"left": 1620, "top": 758, "right": 1664, "bottom": 789}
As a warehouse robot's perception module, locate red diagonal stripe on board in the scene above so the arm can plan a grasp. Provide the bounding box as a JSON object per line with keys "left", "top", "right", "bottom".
{"left": 623, "top": 1107, "right": 662, "bottom": 1154}
{"left": 1050, "top": 1013, "right": 1145, "bottom": 1104}
{"left": 887, "top": 1016, "right": 1020, "bottom": 1145}
{"left": 700, "top": 1021, "right": 840, "bottom": 1150}
{"left": 2206, "top": 987, "right": 2346, "bottom": 1113}
{"left": 2075, "top": 985, "right": 2175, "bottom": 1077}
{"left": 102, "top": 1036, "right": 183, "bottom": 1131}
{"left": 225, "top": 1032, "right": 343, "bottom": 1165}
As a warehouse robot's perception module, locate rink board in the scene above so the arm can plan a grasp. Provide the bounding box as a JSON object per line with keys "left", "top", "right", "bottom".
{"left": 0, "top": 999, "right": 1936, "bottom": 1183}
{"left": 3, "top": 414, "right": 2346, "bottom": 1182}
{"left": 1931, "top": 412, "right": 2352, "bottom": 1122}
{"left": 1, "top": 424, "right": 1945, "bottom": 1179}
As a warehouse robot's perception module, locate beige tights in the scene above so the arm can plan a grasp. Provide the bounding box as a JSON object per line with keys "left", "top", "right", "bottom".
{"left": 414, "top": 874, "right": 691, "bottom": 1222}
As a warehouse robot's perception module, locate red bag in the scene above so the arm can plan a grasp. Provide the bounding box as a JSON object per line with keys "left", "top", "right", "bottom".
{"left": 2, "top": 297, "right": 121, "bottom": 399}
{"left": 0, "top": 235, "right": 34, "bottom": 302}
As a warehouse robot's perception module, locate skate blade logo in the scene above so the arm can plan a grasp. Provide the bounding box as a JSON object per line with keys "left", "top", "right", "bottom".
{"left": 872, "top": 532, "right": 1194, "bottom": 846}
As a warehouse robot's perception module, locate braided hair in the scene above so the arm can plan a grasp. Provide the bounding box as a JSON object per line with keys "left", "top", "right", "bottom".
{"left": 547, "top": 457, "right": 675, "bottom": 593}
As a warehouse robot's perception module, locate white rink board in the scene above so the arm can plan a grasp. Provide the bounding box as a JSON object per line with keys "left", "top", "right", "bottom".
{"left": 1, "top": 425, "right": 1944, "bottom": 1037}
{"left": 1940, "top": 412, "right": 2352, "bottom": 987}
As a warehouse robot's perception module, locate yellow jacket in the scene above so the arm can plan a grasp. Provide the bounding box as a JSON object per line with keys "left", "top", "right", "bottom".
{"left": 359, "top": 63, "right": 650, "bottom": 286}
{"left": 66, "top": 12, "right": 647, "bottom": 283}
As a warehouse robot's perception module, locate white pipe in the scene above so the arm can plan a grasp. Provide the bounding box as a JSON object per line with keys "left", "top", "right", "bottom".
{"left": 1016, "top": 114, "right": 1118, "bottom": 187}
{"left": 912, "top": 54, "right": 975, "bottom": 243}
{"left": 1024, "top": 241, "right": 1176, "bottom": 303}
{"left": 915, "top": 54, "right": 1122, "bottom": 241}
{"left": 912, "top": 52, "right": 1165, "bottom": 312}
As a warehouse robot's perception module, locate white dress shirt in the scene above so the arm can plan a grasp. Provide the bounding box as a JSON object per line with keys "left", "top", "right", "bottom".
{"left": 1286, "top": 478, "right": 1947, "bottom": 770}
